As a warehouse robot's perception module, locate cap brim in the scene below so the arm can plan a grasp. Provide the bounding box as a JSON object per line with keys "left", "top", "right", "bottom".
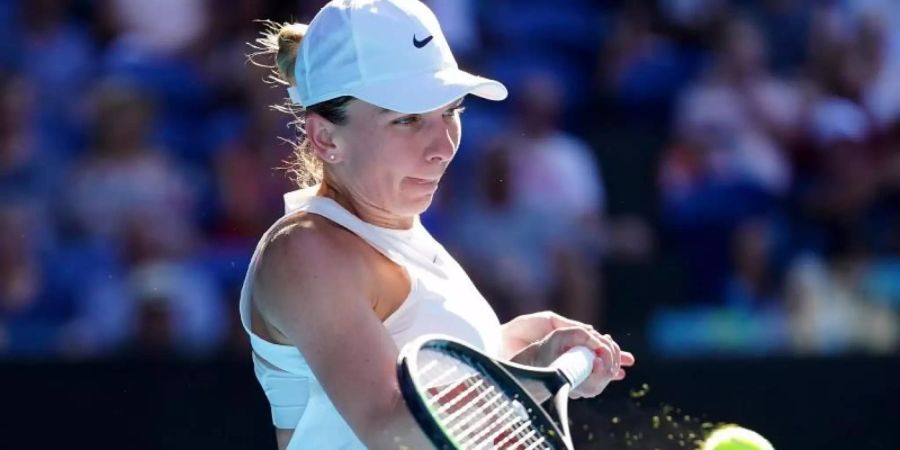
{"left": 350, "top": 68, "right": 508, "bottom": 114}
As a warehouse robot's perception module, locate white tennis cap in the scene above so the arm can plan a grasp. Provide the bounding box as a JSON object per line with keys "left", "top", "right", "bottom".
{"left": 287, "top": 0, "right": 507, "bottom": 113}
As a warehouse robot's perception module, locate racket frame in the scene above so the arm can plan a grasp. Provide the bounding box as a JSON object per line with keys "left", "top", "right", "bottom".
{"left": 397, "top": 335, "right": 573, "bottom": 450}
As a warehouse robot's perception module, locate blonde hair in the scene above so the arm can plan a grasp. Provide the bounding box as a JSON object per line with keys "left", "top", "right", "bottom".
{"left": 250, "top": 21, "right": 353, "bottom": 188}
{"left": 271, "top": 22, "right": 307, "bottom": 86}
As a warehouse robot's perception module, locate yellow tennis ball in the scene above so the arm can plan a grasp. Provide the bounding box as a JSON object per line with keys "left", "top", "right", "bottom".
{"left": 700, "top": 425, "right": 774, "bottom": 450}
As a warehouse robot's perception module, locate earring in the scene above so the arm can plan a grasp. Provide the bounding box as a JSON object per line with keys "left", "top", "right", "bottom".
{"left": 328, "top": 154, "right": 336, "bottom": 161}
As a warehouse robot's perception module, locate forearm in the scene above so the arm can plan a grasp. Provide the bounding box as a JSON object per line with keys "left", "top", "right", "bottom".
{"left": 498, "top": 314, "right": 554, "bottom": 361}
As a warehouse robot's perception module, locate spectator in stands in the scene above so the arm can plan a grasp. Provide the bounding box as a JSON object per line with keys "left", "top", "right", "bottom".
{"left": 489, "top": 72, "right": 605, "bottom": 323}
{"left": 0, "top": 203, "right": 72, "bottom": 357}
{"left": 505, "top": 72, "right": 606, "bottom": 232}
{"left": 785, "top": 225, "right": 900, "bottom": 354}
{"left": 124, "top": 251, "right": 227, "bottom": 358}
{"left": 446, "top": 141, "right": 599, "bottom": 323}
{"left": 660, "top": 17, "right": 799, "bottom": 301}
{"left": 64, "top": 81, "right": 196, "bottom": 246}
{"left": 597, "top": 1, "right": 693, "bottom": 119}
{"left": 723, "top": 217, "right": 783, "bottom": 311}
{"left": 0, "top": 76, "right": 62, "bottom": 220}
{"left": 22, "top": 0, "right": 96, "bottom": 157}
{"left": 107, "top": 0, "right": 207, "bottom": 55}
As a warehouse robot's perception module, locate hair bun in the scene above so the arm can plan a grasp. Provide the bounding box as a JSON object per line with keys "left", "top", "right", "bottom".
{"left": 276, "top": 23, "right": 308, "bottom": 85}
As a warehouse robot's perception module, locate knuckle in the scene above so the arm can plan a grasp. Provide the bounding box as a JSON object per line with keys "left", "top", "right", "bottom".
{"left": 562, "top": 326, "right": 588, "bottom": 339}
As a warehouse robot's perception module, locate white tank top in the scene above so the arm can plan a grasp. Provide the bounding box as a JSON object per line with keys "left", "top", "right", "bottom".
{"left": 239, "top": 185, "right": 502, "bottom": 449}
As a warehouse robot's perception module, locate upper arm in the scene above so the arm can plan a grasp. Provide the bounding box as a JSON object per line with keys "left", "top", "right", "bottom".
{"left": 252, "top": 220, "right": 405, "bottom": 442}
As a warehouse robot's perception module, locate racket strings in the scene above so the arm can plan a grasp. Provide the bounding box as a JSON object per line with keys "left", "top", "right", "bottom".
{"left": 456, "top": 390, "right": 530, "bottom": 449}
{"left": 444, "top": 375, "right": 550, "bottom": 450}
{"left": 455, "top": 399, "right": 518, "bottom": 447}
{"left": 432, "top": 380, "right": 489, "bottom": 417}
{"left": 415, "top": 351, "right": 554, "bottom": 450}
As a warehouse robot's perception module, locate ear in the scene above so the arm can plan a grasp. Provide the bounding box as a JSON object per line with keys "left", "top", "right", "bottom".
{"left": 305, "top": 113, "right": 343, "bottom": 163}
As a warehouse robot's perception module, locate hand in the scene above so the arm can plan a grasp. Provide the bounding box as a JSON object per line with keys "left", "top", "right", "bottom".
{"left": 500, "top": 311, "right": 596, "bottom": 359}
{"left": 536, "top": 327, "right": 635, "bottom": 398}
{"left": 508, "top": 315, "right": 635, "bottom": 399}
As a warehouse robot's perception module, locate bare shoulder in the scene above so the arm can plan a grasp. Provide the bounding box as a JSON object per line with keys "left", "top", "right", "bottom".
{"left": 252, "top": 212, "right": 376, "bottom": 325}
{"left": 260, "top": 212, "right": 369, "bottom": 273}
{"left": 250, "top": 212, "right": 420, "bottom": 446}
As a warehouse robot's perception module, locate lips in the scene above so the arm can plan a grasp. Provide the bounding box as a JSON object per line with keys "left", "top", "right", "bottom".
{"left": 407, "top": 177, "right": 440, "bottom": 191}
{"left": 409, "top": 177, "right": 439, "bottom": 184}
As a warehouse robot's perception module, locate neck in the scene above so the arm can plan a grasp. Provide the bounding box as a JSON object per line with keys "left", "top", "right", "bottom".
{"left": 316, "top": 180, "right": 415, "bottom": 230}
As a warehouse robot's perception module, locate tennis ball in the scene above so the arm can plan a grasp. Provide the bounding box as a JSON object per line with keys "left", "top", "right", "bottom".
{"left": 700, "top": 425, "right": 774, "bottom": 450}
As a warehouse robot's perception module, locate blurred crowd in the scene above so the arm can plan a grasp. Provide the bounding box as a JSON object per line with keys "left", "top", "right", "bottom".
{"left": 1, "top": 0, "right": 898, "bottom": 360}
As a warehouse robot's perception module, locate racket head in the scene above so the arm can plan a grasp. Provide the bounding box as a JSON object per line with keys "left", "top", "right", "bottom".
{"left": 397, "top": 335, "right": 569, "bottom": 450}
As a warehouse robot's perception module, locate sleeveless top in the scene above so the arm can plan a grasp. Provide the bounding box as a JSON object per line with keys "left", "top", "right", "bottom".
{"left": 239, "top": 185, "right": 502, "bottom": 449}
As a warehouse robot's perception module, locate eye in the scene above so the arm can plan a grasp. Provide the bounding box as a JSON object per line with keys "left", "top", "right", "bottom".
{"left": 444, "top": 106, "right": 466, "bottom": 118}
{"left": 393, "top": 114, "right": 422, "bottom": 126}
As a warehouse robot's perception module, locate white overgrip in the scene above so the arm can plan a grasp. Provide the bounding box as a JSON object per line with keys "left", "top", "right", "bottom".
{"left": 549, "top": 346, "right": 595, "bottom": 388}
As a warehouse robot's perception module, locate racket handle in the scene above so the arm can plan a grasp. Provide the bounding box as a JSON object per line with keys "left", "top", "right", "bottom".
{"left": 550, "top": 345, "right": 595, "bottom": 387}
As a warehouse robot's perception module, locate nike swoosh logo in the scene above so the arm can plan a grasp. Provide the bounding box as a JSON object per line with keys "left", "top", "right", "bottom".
{"left": 413, "top": 34, "right": 433, "bottom": 48}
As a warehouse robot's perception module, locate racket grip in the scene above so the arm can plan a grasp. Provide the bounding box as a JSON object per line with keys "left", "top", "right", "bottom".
{"left": 550, "top": 346, "right": 595, "bottom": 387}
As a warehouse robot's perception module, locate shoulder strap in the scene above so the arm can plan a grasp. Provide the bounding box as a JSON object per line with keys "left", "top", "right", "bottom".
{"left": 286, "top": 189, "right": 410, "bottom": 267}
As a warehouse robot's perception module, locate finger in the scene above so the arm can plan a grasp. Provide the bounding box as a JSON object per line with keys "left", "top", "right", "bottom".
{"left": 554, "top": 326, "right": 600, "bottom": 352}
{"left": 551, "top": 327, "right": 613, "bottom": 375}
{"left": 569, "top": 390, "right": 587, "bottom": 400}
{"left": 591, "top": 357, "right": 611, "bottom": 380}
{"left": 589, "top": 340, "right": 615, "bottom": 376}
{"left": 557, "top": 328, "right": 612, "bottom": 369}
{"left": 588, "top": 331, "right": 618, "bottom": 376}
{"left": 600, "top": 333, "right": 622, "bottom": 374}
{"left": 584, "top": 332, "right": 616, "bottom": 375}
{"left": 519, "top": 311, "right": 556, "bottom": 337}
{"left": 613, "top": 369, "right": 626, "bottom": 380}
{"left": 620, "top": 351, "right": 636, "bottom": 367}
{"left": 582, "top": 357, "right": 613, "bottom": 393}
{"left": 548, "top": 312, "right": 593, "bottom": 332}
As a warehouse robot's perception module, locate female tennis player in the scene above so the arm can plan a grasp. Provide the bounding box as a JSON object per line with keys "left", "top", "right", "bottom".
{"left": 240, "top": 1, "right": 635, "bottom": 449}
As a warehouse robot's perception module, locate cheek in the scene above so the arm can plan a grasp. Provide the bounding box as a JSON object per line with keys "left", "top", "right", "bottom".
{"left": 374, "top": 134, "right": 426, "bottom": 176}
{"left": 347, "top": 135, "right": 411, "bottom": 191}
{"left": 451, "top": 117, "right": 462, "bottom": 147}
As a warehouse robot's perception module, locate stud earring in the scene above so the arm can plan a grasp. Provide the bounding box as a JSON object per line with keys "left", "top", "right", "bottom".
{"left": 328, "top": 154, "right": 336, "bottom": 161}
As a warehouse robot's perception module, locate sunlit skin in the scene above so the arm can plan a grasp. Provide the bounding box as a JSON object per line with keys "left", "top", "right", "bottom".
{"left": 304, "top": 97, "right": 467, "bottom": 229}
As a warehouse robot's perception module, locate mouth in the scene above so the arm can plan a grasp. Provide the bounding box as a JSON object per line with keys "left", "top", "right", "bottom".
{"left": 408, "top": 177, "right": 439, "bottom": 184}
{"left": 406, "top": 176, "right": 441, "bottom": 190}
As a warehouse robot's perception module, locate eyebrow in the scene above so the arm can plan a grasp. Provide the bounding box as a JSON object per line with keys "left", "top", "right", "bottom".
{"left": 447, "top": 97, "right": 466, "bottom": 109}
{"left": 378, "top": 98, "right": 466, "bottom": 115}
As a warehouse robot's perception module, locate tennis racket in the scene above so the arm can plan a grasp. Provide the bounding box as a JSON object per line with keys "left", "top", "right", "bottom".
{"left": 397, "top": 334, "right": 596, "bottom": 450}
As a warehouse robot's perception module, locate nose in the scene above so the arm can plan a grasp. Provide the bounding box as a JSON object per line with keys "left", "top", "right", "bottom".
{"left": 424, "top": 118, "right": 458, "bottom": 164}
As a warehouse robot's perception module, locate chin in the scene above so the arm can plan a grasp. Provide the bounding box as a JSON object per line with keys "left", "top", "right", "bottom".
{"left": 398, "top": 193, "right": 436, "bottom": 216}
